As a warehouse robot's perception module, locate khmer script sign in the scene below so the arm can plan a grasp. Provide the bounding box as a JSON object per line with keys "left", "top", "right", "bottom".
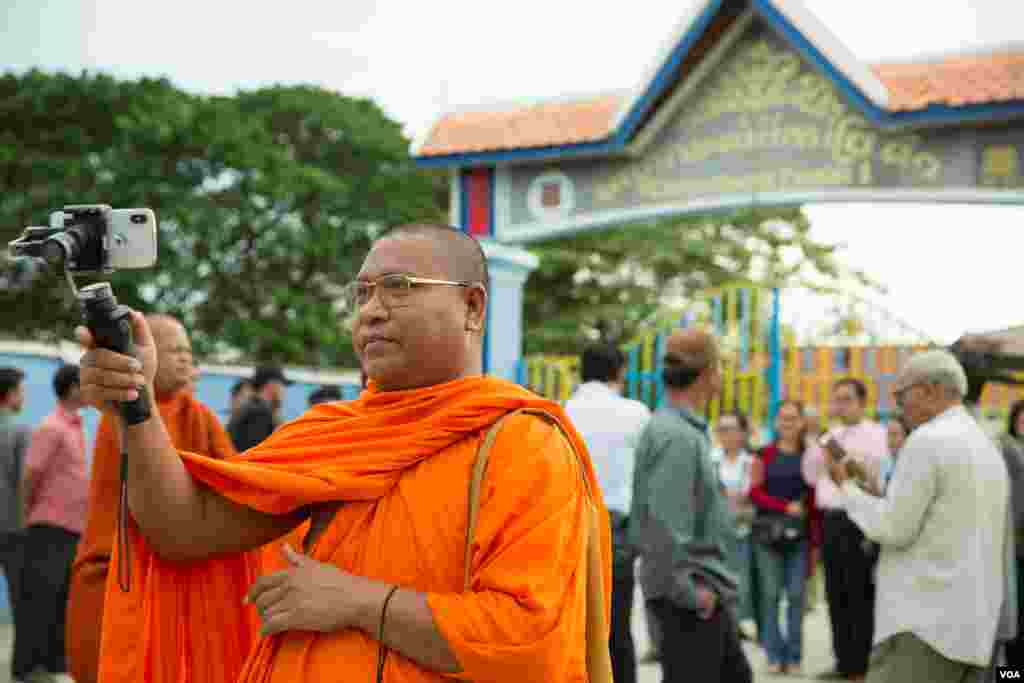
{"left": 498, "top": 22, "right": 1024, "bottom": 237}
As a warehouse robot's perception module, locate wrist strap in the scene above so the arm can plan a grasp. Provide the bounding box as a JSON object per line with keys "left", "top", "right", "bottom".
{"left": 375, "top": 585, "right": 401, "bottom": 683}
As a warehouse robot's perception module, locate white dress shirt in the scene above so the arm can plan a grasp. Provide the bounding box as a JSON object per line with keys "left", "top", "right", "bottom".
{"left": 564, "top": 381, "right": 651, "bottom": 515}
{"left": 840, "top": 405, "right": 1009, "bottom": 667}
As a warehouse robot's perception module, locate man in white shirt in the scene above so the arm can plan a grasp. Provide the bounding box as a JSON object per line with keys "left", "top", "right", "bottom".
{"left": 829, "top": 350, "right": 1009, "bottom": 683}
{"left": 565, "top": 343, "right": 651, "bottom": 683}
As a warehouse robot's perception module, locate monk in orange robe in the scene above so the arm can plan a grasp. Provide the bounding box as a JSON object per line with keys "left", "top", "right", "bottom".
{"left": 77, "top": 223, "right": 612, "bottom": 683}
{"left": 65, "top": 315, "right": 236, "bottom": 683}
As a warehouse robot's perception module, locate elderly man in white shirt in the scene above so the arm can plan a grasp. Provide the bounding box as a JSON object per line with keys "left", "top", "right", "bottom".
{"left": 565, "top": 343, "right": 651, "bottom": 683}
{"left": 827, "top": 350, "right": 1009, "bottom": 683}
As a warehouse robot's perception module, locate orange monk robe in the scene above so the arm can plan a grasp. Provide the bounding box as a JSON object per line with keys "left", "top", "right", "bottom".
{"left": 97, "top": 376, "right": 612, "bottom": 683}
{"left": 66, "top": 391, "right": 236, "bottom": 683}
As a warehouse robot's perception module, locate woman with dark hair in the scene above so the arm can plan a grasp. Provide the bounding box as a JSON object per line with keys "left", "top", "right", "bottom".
{"left": 749, "top": 401, "right": 818, "bottom": 675}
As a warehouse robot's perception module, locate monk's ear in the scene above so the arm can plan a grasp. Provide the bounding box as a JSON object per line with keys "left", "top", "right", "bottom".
{"left": 464, "top": 284, "right": 487, "bottom": 333}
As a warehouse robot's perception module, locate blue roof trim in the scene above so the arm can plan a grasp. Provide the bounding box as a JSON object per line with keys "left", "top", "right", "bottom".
{"left": 751, "top": 0, "right": 887, "bottom": 125}
{"left": 608, "top": 0, "right": 725, "bottom": 146}
{"left": 415, "top": 0, "right": 1024, "bottom": 169}
{"left": 752, "top": 0, "right": 1024, "bottom": 128}
{"left": 415, "top": 139, "right": 620, "bottom": 168}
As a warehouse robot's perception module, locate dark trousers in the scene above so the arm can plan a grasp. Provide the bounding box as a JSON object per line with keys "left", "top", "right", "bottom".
{"left": 610, "top": 549, "right": 636, "bottom": 683}
{"left": 648, "top": 597, "right": 752, "bottom": 683}
{"left": 823, "top": 510, "right": 876, "bottom": 677}
{"left": 1004, "top": 556, "right": 1024, "bottom": 668}
{"left": 0, "top": 531, "right": 24, "bottom": 617}
{"left": 12, "top": 524, "right": 79, "bottom": 678}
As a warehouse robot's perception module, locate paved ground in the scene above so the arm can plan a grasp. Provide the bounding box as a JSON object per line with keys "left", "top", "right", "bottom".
{"left": 0, "top": 584, "right": 836, "bottom": 683}
{"left": 634, "top": 587, "right": 835, "bottom": 682}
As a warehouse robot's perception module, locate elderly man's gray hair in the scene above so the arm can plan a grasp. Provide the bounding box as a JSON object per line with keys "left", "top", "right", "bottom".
{"left": 898, "top": 349, "right": 968, "bottom": 398}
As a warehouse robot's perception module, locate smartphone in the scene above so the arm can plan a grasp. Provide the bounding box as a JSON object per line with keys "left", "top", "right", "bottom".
{"left": 107, "top": 208, "right": 158, "bottom": 269}
{"left": 819, "top": 433, "right": 847, "bottom": 461}
{"left": 49, "top": 207, "right": 157, "bottom": 270}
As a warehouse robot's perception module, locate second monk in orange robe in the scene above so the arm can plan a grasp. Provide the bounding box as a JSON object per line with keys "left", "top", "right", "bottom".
{"left": 65, "top": 314, "right": 236, "bottom": 683}
{"left": 77, "top": 224, "right": 612, "bottom": 683}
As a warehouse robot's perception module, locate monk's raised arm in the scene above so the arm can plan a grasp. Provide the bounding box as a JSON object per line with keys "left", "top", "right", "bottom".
{"left": 121, "top": 393, "right": 303, "bottom": 560}
{"left": 78, "top": 314, "right": 303, "bottom": 562}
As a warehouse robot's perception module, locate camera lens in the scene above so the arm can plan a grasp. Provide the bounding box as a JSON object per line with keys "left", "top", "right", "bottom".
{"left": 130, "top": 213, "right": 147, "bottom": 224}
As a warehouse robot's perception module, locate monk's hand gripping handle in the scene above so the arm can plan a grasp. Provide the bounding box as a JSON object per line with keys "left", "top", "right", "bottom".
{"left": 78, "top": 282, "right": 151, "bottom": 425}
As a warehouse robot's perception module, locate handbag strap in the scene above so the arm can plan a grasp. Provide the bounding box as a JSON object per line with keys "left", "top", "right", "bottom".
{"left": 464, "top": 408, "right": 613, "bottom": 683}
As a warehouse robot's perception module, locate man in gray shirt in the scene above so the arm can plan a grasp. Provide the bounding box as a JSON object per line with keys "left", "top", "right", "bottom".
{"left": 630, "top": 329, "right": 751, "bottom": 683}
{"left": 0, "top": 367, "right": 29, "bottom": 632}
{"left": 830, "top": 350, "right": 1009, "bottom": 683}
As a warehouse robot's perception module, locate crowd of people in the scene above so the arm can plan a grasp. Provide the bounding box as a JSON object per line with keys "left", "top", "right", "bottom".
{"left": 565, "top": 333, "right": 1024, "bottom": 683}
{"left": 0, "top": 223, "right": 1021, "bottom": 683}
{"left": 0, "top": 319, "right": 347, "bottom": 683}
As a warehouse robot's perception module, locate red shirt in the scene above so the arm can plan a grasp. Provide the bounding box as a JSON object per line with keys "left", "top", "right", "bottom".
{"left": 25, "top": 404, "right": 89, "bottom": 534}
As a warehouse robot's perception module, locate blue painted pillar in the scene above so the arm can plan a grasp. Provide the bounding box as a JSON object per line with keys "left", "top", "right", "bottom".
{"left": 479, "top": 240, "right": 539, "bottom": 383}
{"left": 768, "top": 287, "right": 783, "bottom": 427}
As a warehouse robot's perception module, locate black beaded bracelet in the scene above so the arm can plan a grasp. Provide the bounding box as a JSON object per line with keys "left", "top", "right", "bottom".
{"left": 375, "top": 585, "right": 401, "bottom": 683}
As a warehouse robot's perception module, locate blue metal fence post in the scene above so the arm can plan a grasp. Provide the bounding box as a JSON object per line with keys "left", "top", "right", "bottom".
{"left": 627, "top": 346, "right": 641, "bottom": 401}
{"left": 768, "top": 287, "right": 783, "bottom": 431}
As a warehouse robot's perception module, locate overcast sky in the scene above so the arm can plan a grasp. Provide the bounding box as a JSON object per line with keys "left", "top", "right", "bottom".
{"left": 3, "top": 0, "right": 1023, "bottom": 344}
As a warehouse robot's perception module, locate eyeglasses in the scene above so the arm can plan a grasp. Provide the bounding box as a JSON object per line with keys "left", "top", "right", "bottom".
{"left": 342, "top": 273, "right": 474, "bottom": 313}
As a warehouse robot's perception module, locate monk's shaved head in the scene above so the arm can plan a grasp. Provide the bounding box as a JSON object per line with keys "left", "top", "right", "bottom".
{"left": 147, "top": 314, "right": 185, "bottom": 338}
{"left": 146, "top": 314, "right": 194, "bottom": 397}
{"left": 382, "top": 223, "right": 489, "bottom": 291}
{"left": 352, "top": 223, "right": 490, "bottom": 392}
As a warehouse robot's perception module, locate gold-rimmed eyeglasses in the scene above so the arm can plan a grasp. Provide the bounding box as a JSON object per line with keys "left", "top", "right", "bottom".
{"left": 342, "top": 273, "right": 475, "bottom": 314}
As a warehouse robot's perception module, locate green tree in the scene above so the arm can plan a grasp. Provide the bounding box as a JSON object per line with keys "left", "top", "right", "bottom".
{"left": 0, "top": 72, "right": 443, "bottom": 366}
{"left": 523, "top": 207, "right": 875, "bottom": 355}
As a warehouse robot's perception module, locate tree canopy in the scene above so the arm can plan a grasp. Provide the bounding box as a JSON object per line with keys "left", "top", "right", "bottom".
{"left": 0, "top": 70, "right": 443, "bottom": 366}
{"left": 523, "top": 207, "right": 874, "bottom": 355}
{"left": 1, "top": 70, "right": 867, "bottom": 368}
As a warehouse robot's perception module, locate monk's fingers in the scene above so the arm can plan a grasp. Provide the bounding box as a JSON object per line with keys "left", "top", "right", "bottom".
{"left": 79, "top": 357, "right": 146, "bottom": 407}
{"left": 250, "top": 583, "right": 290, "bottom": 616}
{"left": 259, "top": 608, "right": 296, "bottom": 637}
{"left": 80, "top": 347, "right": 143, "bottom": 375}
{"left": 75, "top": 325, "right": 96, "bottom": 349}
{"left": 246, "top": 570, "right": 291, "bottom": 604}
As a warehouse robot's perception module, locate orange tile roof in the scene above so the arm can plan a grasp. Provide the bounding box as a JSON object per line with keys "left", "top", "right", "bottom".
{"left": 872, "top": 51, "right": 1024, "bottom": 111}
{"left": 416, "top": 51, "right": 1024, "bottom": 158}
{"left": 416, "top": 94, "right": 621, "bottom": 158}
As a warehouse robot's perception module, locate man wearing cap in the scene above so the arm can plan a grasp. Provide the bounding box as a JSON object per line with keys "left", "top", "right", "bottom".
{"left": 229, "top": 366, "right": 291, "bottom": 452}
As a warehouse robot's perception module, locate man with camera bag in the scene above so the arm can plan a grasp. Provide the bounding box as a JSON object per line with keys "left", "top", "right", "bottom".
{"left": 630, "top": 329, "right": 752, "bottom": 683}
{"left": 76, "top": 224, "right": 612, "bottom": 683}
{"left": 66, "top": 314, "right": 237, "bottom": 683}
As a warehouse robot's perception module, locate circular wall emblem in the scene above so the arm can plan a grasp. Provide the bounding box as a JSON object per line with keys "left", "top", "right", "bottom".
{"left": 527, "top": 172, "right": 575, "bottom": 221}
